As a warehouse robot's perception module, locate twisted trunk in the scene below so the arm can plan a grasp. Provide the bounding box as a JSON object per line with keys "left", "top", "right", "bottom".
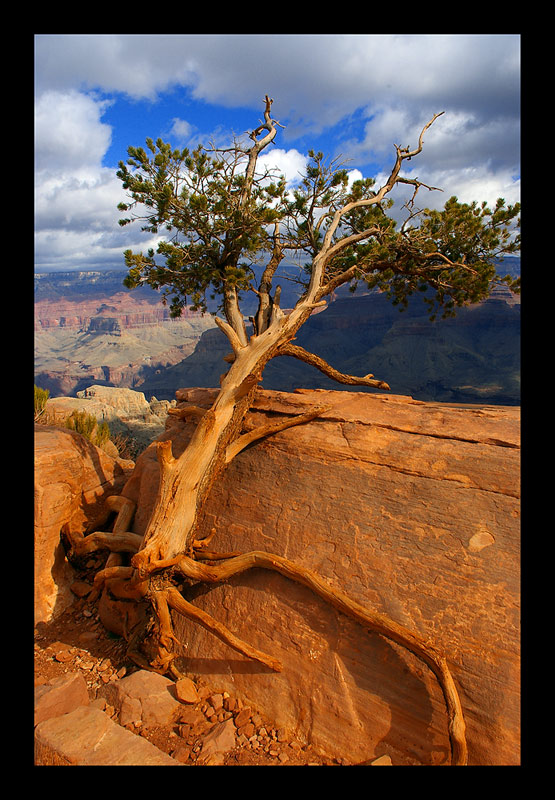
{"left": 132, "top": 305, "right": 311, "bottom": 573}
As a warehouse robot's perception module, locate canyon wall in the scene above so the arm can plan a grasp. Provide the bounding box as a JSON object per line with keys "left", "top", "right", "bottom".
{"left": 122, "top": 388, "right": 520, "bottom": 766}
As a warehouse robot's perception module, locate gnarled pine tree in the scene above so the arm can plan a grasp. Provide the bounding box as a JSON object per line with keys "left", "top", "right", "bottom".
{"left": 65, "top": 96, "right": 520, "bottom": 766}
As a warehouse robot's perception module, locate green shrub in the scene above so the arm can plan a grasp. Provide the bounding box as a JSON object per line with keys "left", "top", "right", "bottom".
{"left": 34, "top": 385, "right": 50, "bottom": 420}
{"left": 64, "top": 410, "right": 111, "bottom": 447}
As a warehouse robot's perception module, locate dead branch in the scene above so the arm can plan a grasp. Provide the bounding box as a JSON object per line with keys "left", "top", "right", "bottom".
{"left": 214, "top": 315, "right": 246, "bottom": 353}
{"left": 276, "top": 343, "right": 391, "bottom": 390}
{"left": 302, "top": 113, "right": 444, "bottom": 304}
{"left": 225, "top": 403, "right": 331, "bottom": 463}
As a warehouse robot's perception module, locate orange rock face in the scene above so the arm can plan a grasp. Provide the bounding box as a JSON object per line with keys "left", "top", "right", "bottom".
{"left": 34, "top": 425, "right": 133, "bottom": 624}
{"left": 124, "top": 388, "right": 520, "bottom": 766}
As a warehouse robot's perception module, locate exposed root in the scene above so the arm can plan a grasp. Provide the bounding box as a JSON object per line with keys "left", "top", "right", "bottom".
{"left": 162, "top": 586, "right": 282, "bottom": 672}
{"left": 148, "top": 549, "right": 467, "bottom": 765}
{"left": 70, "top": 530, "right": 143, "bottom": 557}
{"left": 73, "top": 492, "right": 467, "bottom": 763}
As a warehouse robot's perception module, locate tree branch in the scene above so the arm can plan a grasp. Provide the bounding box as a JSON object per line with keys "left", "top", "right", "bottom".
{"left": 225, "top": 404, "right": 331, "bottom": 463}
{"left": 301, "top": 113, "right": 444, "bottom": 304}
{"left": 214, "top": 315, "right": 247, "bottom": 353}
{"left": 276, "top": 343, "right": 390, "bottom": 390}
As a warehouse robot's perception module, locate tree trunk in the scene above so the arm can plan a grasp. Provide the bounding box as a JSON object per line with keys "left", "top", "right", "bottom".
{"left": 131, "top": 307, "right": 310, "bottom": 573}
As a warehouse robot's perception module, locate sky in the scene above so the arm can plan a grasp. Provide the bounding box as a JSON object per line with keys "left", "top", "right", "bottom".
{"left": 34, "top": 33, "right": 521, "bottom": 273}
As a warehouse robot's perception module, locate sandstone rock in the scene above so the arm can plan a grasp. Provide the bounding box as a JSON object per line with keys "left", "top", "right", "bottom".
{"left": 34, "top": 672, "right": 90, "bottom": 726}
{"left": 198, "top": 718, "right": 237, "bottom": 765}
{"left": 124, "top": 388, "right": 520, "bottom": 766}
{"left": 75, "top": 385, "right": 152, "bottom": 417}
{"left": 34, "top": 706, "right": 181, "bottom": 766}
{"left": 99, "top": 669, "right": 181, "bottom": 728}
{"left": 370, "top": 755, "right": 393, "bottom": 765}
{"left": 175, "top": 677, "right": 200, "bottom": 704}
{"left": 34, "top": 425, "right": 133, "bottom": 624}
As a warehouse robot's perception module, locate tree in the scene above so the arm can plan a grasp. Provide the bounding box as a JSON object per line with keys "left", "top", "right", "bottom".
{"left": 65, "top": 96, "right": 520, "bottom": 765}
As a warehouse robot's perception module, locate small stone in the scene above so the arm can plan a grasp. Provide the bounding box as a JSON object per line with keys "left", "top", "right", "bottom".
{"left": 238, "top": 722, "right": 255, "bottom": 738}
{"left": 116, "top": 667, "right": 127, "bottom": 679}
{"left": 208, "top": 693, "right": 224, "bottom": 711}
{"left": 289, "top": 741, "right": 302, "bottom": 751}
{"left": 70, "top": 581, "right": 92, "bottom": 598}
{"left": 234, "top": 707, "right": 252, "bottom": 728}
{"left": 277, "top": 727, "right": 287, "bottom": 742}
{"left": 198, "top": 718, "right": 237, "bottom": 765}
{"left": 54, "top": 650, "right": 73, "bottom": 663}
{"left": 172, "top": 745, "right": 191, "bottom": 764}
{"left": 370, "top": 754, "right": 393, "bottom": 765}
{"left": 223, "top": 697, "right": 236, "bottom": 712}
{"left": 178, "top": 707, "right": 205, "bottom": 726}
{"left": 78, "top": 632, "right": 97, "bottom": 643}
{"left": 278, "top": 752, "right": 289, "bottom": 763}
{"left": 175, "top": 677, "right": 200, "bottom": 704}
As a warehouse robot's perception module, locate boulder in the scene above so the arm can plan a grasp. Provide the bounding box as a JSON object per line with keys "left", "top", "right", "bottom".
{"left": 98, "top": 669, "right": 182, "bottom": 728}
{"left": 34, "top": 706, "right": 181, "bottom": 766}
{"left": 34, "top": 425, "right": 133, "bottom": 624}
{"left": 124, "top": 388, "right": 520, "bottom": 766}
{"left": 34, "top": 672, "right": 90, "bottom": 726}
{"left": 198, "top": 718, "right": 237, "bottom": 765}
{"left": 45, "top": 385, "right": 174, "bottom": 454}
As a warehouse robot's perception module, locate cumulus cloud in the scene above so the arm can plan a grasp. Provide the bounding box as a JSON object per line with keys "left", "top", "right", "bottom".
{"left": 258, "top": 148, "right": 308, "bottom": 186}
{"left": 34, "top": 33, "right": 520, "bottom": 271}
{"left": 34, "top": 88, "right": 156, "bottom": 270}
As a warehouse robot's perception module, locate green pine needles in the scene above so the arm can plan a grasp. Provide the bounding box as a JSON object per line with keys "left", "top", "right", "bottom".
{"left": 116, "top": 106, "right": 520, "bottom": 326}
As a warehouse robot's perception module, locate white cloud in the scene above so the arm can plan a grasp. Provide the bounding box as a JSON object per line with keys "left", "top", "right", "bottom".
{"left": 34, "top": 88, "right": 154, "bottom": 270}
{"left": 34, "top": 34, "right": 520, "bottom": 271}
{"left": 258, "top": 148, "right": 307, "bottom": 186}
{"left": 35, "top": 90, "right": 113, "bottom": 175}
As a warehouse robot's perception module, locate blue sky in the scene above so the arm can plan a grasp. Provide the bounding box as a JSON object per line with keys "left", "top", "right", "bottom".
{"left": 34, "top": 34, "right": 520, "bottom": 273}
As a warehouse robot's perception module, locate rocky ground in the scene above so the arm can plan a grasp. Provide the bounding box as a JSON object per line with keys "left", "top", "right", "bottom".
{"left": 34, "top": 554, "right": 369, "bottom": 767}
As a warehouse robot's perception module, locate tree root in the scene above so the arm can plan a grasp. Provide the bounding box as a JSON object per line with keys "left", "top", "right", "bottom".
{"left": 64, "top": 492, "right": 467, "bottom": 764}
{"left": 162, "top": 586, "right": 282, "bottom": 672}
{"left": 142, "top": 549, "right": 467, "bottom": 765}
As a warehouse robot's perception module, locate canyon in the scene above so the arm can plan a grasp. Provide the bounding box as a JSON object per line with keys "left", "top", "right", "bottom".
{"left": 34, "top": 264, "right": 520, "bottom": 406}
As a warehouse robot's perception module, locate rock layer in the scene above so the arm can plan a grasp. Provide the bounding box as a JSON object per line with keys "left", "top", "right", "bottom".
{"left": 34, "top": 425, "right": 133, "bottom": 624}
{"left": 123, "top": 388, "right": 520, "bottom": 766}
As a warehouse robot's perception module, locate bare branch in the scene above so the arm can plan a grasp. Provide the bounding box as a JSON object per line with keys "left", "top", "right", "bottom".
{"left": 214, "top": 315, "right": 247, "bottom": 353}
{"left": 276, "top": 343, "right": 390, "bottom": 390}
{"left": 225, "top": 403, "right": 331, "bottom": 463}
